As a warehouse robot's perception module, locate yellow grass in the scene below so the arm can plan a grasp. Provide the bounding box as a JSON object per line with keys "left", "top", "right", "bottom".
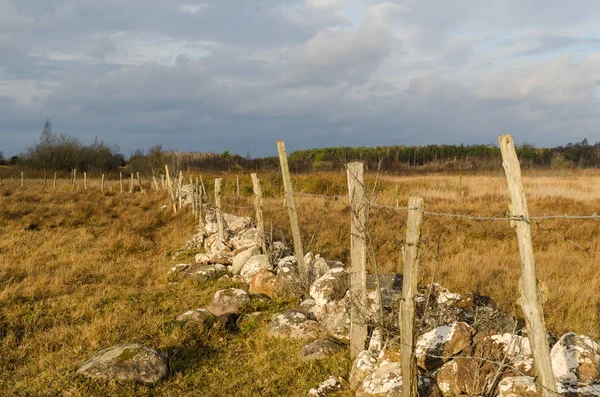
{"left": 2, "top": 169, "right": 600, "bottom": 395}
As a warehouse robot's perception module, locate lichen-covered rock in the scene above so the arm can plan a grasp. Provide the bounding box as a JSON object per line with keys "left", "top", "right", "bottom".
{"left": 276, "top": 256, "right": 299, "bottom": 280}
{"left": 306, "top": 376, "right": 344, "bottom": 397}
{"left": 168, "top": 263, "right": 227, "bottom": 281}
{"left": 477, "top": 333, "right": 534, "bottom": 376}
{"left": 230, "top": 228, "right": 259, "bottom": 250}
{"left": 206, "top": 288, "right": 251, "bottom": 316}
{"left": 223, "top": 213, "right": 253, "bottom": 234}
{"left": 76, "top": 343, "right": 168, "bottom": 384}
{"left": 269, "top": 241, "right": 292, "bottom": 264}
{"left": 309, "top": 268, "right": 348, "bottom": 306}
{"left": 350, "top": 350, "right": 378, "bottom": 390}
{"left": 300, "top": 339, "right": 345, "bottom": 361}
{"left": 249, "top": 269, "right": 278, "bottom": 297}
{"left": 305, "top": 253, "right": 331, "bottom": 284}
{"left": 231, "top": 246, "right": 259, "bottom": 275}
{"left": 267, "top": 310, "right": 317, "bottom": 339}
{"left": 290, "top": 320, "right": 321, "bottom": 340}
{"left": 240, "top": 254, "right": 272, "bottom": 282}
{"left": 184, "top": 231, "right": 205, "bottom": 250}
{"left": 176, "top": 308, "right": 218, "bottom": 325}
{"left": 552, "top": 333, "right": 600, "bottom": 386}
{"left": 497, "top": 376, "right": 537, "bottom": 397}
{"left": 356, "top": 361, "right": 440, "bottom": 397}
{"left": 319, "top": 291, "right": 351, "bottom": 341}
{"left": 415, "top": 322, "right": 474, "bottom": 370}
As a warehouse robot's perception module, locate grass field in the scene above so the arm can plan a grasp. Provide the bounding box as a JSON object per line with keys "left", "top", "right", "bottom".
{"left": 1, "top": 169, "right": 600, "bottom": 395}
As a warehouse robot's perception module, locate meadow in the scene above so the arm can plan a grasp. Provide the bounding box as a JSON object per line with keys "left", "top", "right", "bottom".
{"left": 1, "top": 168, "right": 600, "bottom": 395}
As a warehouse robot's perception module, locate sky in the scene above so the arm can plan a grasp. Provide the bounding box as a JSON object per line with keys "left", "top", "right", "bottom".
{"left": 1, "top": 0, "right": 600, "bottom": 158}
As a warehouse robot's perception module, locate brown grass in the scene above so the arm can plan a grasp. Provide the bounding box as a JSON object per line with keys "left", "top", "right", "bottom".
{"left": 2, "top": 169, "right": 600, "bottom": 395}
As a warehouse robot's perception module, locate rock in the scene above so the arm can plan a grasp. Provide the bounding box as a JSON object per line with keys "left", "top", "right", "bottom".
{"left": 290, "top": 320, "right": 321, "bottom": 340}
{"left": 276, "top": 256, "right": 299, "bottom": 279}
{"left": 309, "top": 268, "right": 349, "bottom": 306}
{"left": 497, "top": 376, "right": 537, "bottom": 397}
{"left": 195, "top": 250, "right": 232, "bottom": 266}
{"left": 306, "top": 253, "right": 331, "bottom": 283}
{"left": 240, "top": 254, "right": 272, "bottom": 282}
{"left": 350, "top": 350, "right": 378, "bottom": 390}
{"left": 168, "top": 263, "right": 190, "bottom": 274}
{"left": 416, "top": 322, "right": 474, "bottom": 370}
{"left": 477, "top": 333, "right": 534, "bottom": 376}
{"left": 267, "top": 310, "right": 317, "bottom": 339}
{"left": 275, "top": 256, "right": 304, "bottom": 297}
{"left": 356, "top": 361, "right": 440, "bottom": 397}
{"left": 176, "top": 308, "right": 217, "bottom": 325}
{"left": 230, "top": 228, "right": 259, "bottom": 250}
{"left": 231, "top": 246, "right": 259, "bottom": 275}
{"left": 432, "top": 284, "right": 462, "bottom": 306}
{"left": 190, "top": 264, "right": 228, "bottom": 281}
{"left": 206, "top": 288, "right": 251, "bottom": 316}
{"left": 300, "top": 299, "right": 317, "bottom": 319}
{"left": 300, "top": 339, "right": 345, "bottom": 361}
{"left": 249, "top": 269, "right": 278, "bottom": 297}
{"left": 368, "top": 328, "right": 384, "bottom": 353}
{"left": 306, "top": 376, "right": 344, "bottom": 397}
{"left": 319, "top": 292, "right": 351, "bottom": 342}
{"left": 552, "top": 332, "right": 600, "bottom": 386}
{"left": 184, "top": 231, "right": 205, "bottom": 250}
{"left": 223, "top": 213, "right": 253, "bottom": 234}
{"left": 269, "top": 241, "right": 292, "bottom": 264}
{"left": 76, "top": 343, "right": 168, "bottom": 384}
{"left": 204, "top": 209, "right": 218, "bottom": 235}
{"left": 214, "top": 313, "right": 239, "bottom": 333}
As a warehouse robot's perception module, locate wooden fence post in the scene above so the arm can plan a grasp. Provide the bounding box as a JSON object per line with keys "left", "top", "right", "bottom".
{"left": 499, "top": 134, "right": 557, "bottom": 397}
{"left": 190, "top": 176, "right": 196, "bottom": 218}
{"left": 400, "top": 197, "right": 423, "bottom": 397}
{"left": 53, "top": 172, "right": 57, "bottom": 188}
{"left": 153, "top": 175, "right": 159, "bottom": 192}
{"left": 129, "top": 173, "right": 134, "bottom": 193}
{"left": 101, "top": 174, "right": 105, "bottom": 192}
{"left": 119, "top": 172, "right": 123, "bottom": 193}
{"left": 236, "top": 175, "right": 240, "bottom": 204}
{"left": 277, "top": 140, "right": 306, "bottom": 278}
{"left": 215, "top": 178, "right": 225, "bottom": 241}
{"left": 72, "top": 169, "right": 76, "bottom": 189}
{"left": 84, "top": 172, "right": 87, "bottom": 190}
{"left": 200, "top": 176, "right": 207, "bottom": 201}
{"left": 347, "top": 162, "right": 368, "bottom": 359}
{"left": 196, "top": 177, "right": 203, "bottom": 227}
{"left": 164, "top": 165, "right": 177, "bottom": 214}
{"left": 136, "top": 172, "right": 143, "bottom": 193}
{"left": 251, "top": 173, "right": 267, "bottom": 253}
{"left": 21, "top": 171, "right": 23, "bottom": 187}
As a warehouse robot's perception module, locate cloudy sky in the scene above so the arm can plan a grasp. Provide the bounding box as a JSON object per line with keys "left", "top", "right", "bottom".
{"left": 1, "top": 0, "right": 600, "bottom": 157}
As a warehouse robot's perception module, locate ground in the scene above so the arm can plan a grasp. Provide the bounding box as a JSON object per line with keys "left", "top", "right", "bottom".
{"left": 1, "top": 169, "right": 600, "bottom": 395}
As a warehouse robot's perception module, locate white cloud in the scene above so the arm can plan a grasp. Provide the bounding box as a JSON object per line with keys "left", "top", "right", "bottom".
{"left": 306, "top": 0, "right": 344, "bottom": 9}
{"left": 177, "top": 3, "right": 211, "bottom": 15}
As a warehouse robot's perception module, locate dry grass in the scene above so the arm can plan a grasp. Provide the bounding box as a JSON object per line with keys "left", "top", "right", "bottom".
{"left": 3, "top": 168, "right": 600, "bottom": 395}
{"left": 0, "top": 181, "right": 350, "bottom": 396}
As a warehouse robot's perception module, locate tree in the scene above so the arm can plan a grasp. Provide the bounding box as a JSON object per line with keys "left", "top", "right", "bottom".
{"left": 41, "top": 118, "right": 53, "bottom": 145}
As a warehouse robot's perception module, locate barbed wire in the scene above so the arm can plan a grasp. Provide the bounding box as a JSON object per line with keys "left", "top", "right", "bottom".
{"left": 533, "top": 220, "right": 600, "bottom": 257}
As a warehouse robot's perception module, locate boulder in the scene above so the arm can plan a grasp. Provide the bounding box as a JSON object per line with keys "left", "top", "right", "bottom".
{"left": 240, "top": 254, "right": 272, "bottom": 282}
{"left": 552, "top": 333, "right": 600, "bottom": 386}
{"left": 356, "top": 361, "right": 440, "bottom": 397}
{"left": 276, "top": 256, "right": 299, "bottom": 280}
{"left": 415, "top": 322, "right": 474, "bottom": 370}
{"left": 497, "top": 376, "right": 537, "bottom": 397}
{"left": 231, "top": 246, "right": 259, "bottom": 275}
{"left": 76, "top": 343, "right": 168, "bottom": 384}
{"left": 176, "top": 308, "right": 217, "bottom": 325}
{"left": 305, "top": 253, "right": 331, "bottom": 283}
{"left": 168, "top": 263, "right": 227, "bottom": 281}
{"left": 267, "top": 310, "right": 317, "bottom": 339}
{"left": 223, "top": 213, "right": 253, "bottom": 234}
{"left": 183, "top": 231, "right": 205, "bottom": 250}
{"left": 300, "top": 339, "right": 345, "bottom": 361}
{"left": 249, "top": 269, "right": 278, "bottom": 297}
{"left": 230, "top": 228, "right": 259, "bottom": 250}
{"left": 306, "top": 376, "right": 344, "bottom": 397}
{"left": 319, "top": 292, "right": 351, "bottom": 341}
{"left": 206, "top": 288, "right": 251, "bottom": 316}
{"left": 204, "top": 209, "right": 218, "bottom": 235}
{"left": 269, "top": 241, "right": 292, "bottom": 264}
{"left": 309, "top": 268, "right": 348, "bottom": 306}
{"left": 290, "top": 320, "right": 321, "bottom": 340}
{"left": 350, "top": 350, "right": 378, "bottom": 390}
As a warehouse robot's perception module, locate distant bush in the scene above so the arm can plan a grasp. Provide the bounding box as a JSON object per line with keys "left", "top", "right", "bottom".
{"left": 22, "top": 120, "right": 124, "bottom": 172}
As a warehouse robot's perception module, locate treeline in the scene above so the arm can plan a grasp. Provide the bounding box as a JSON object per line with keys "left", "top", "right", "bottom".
{"left": 286, "top": 139, "right": 600, "bottom": 172}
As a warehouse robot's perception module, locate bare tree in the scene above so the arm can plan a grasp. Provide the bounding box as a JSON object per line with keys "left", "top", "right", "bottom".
{"left": 41, "top": 118, "right": 53, "bottom": 145}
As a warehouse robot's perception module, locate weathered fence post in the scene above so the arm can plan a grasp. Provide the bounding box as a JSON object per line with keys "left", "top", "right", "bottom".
{"left": 196, "top": 177, "right": 203, "bottom": 226}
{"left": 84, "top": 172, "right": 87, "bottom": 190}
{"left": 53, "top": 172, "right": 57, "bottom": 188}
{"left": 400, "top": 197, "right": 423, "bottom": 397}
{"left": 136, "top": 172, "right": 143, "bottom": 193}
{"left": 178, "top": 171, "right": 183, "bottom": 211}
{"left": 119, "top": 172, "right": 123, "bottom": 193}
{"left": 499, "top": 134, "right": 557, "bottom": 397}
{"left": 129, "top": 173, "right": 134, "bottom": 193}
{"left": 72, "top": 169, "right": 76, "bottom": 189}
{"left": 165, "top": 165, "right": 177, "bottom": 214}
{"left": 101, "top": 174, "right": 105, "bottom": 192}
{"left": 153, "top": 175, "right": 159, "bottom": 192}
{"left": 236, "top": 175, "right": 240, "bottom": 204}
{"left": 277, "top": 140, "right": 306, "bottom": 278}
{"left": 347, "top": 162, "right": 368, "bottom": 359}
{"left": 21, "top": 171, "right": 24, "bottom": 187}
{"left": 200, "top": 176, "right": 207, "bottom": 201}
{"left": 251, "top": 173, "right": 267, "bottom": 253}
{"left": 214, "top": 178, "right": 225, "bottom": 241}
